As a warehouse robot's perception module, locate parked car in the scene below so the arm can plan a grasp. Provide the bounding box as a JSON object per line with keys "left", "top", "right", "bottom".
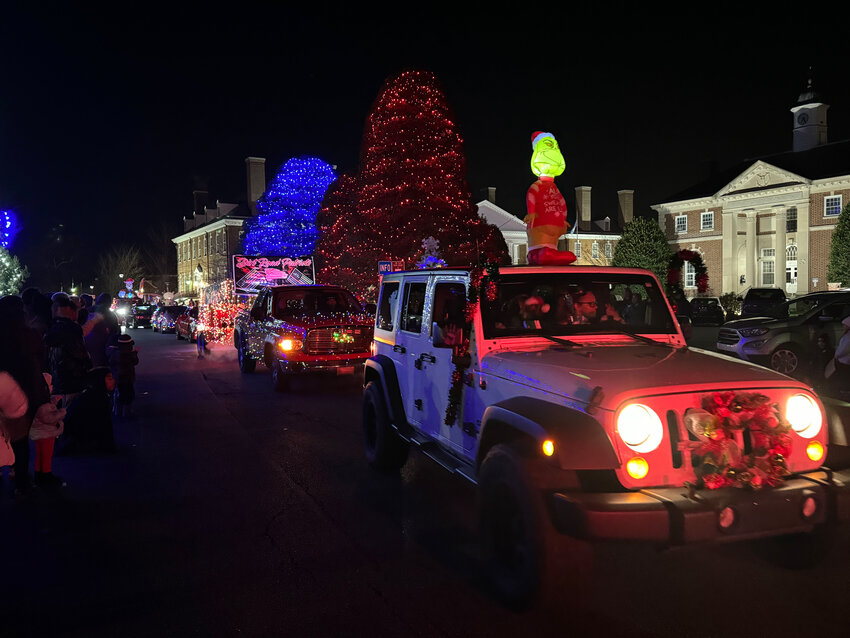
{"left": 234, "top": 285, "right": 373, "bottom": 391}
{"left": 129, "top": 304, "right": 155, "bottom": 329}
{"left": 691, "top": 296, "right": 726, "bottom": 326}
{"left": 740, "top": 287, "right": 787, "bottom": 318}
{"left": 717, "top": 291, "right": 850, "bottom": 376}
{"left": 364, "top": 265, "right": 848, "bottom": 606}
{"left": 154, "top": 305, "right": 187, "bottom": 334}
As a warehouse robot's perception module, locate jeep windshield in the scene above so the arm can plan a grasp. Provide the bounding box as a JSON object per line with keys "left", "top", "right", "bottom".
{"left": 479, "top": 273, "right": 677, "bottom": 339}
{"left": 272, "top": 289, "right": 363, "bottom": 319}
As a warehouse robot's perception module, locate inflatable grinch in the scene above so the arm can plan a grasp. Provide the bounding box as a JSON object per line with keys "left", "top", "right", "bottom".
{"left": 524, "top": 131, "right": 577, "bottom": 265}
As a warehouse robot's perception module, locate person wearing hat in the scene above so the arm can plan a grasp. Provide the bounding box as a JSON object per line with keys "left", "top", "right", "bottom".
{"left": 106, "top": 333, "right": 139, "bottom": 418}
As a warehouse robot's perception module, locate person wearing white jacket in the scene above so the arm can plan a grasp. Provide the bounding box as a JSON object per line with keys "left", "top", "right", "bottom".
{"left": 0, "top": 371, "right": 28, "bottom": 468}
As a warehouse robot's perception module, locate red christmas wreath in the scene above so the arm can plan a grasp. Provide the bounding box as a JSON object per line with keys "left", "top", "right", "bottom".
{"left": 683, "top": 391, "right": 792, "bottom": 490}
{"left": 667, "top": 249, "right": 708, "bottom": 293}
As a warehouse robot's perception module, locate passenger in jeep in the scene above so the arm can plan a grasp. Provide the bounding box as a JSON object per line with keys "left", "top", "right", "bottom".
{"left": 569, "top": 289, "right": 623, "bottom": 325}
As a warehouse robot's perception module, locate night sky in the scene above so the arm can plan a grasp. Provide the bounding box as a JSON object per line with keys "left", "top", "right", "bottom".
{"left": 1, "top": 3, "right": 847, "bottom": 289}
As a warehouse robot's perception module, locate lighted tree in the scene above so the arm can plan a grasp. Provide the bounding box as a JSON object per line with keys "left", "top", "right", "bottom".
{"left": 0, "top": 247, "right": 28, "bottom": 296}
{"left": 1, "top": 209, "right": 21, "bottom": 250}
{"left": 611, "top": 215, "right": 672, "bottom": 283}
{"left": 827, "top": 203, "right": 850, "bottom": 287}
{"left": 242, "top": 157, "right": 337, "bottom": 257}
{"left": 315, "top": 70, "right": 508, "bottom": 300}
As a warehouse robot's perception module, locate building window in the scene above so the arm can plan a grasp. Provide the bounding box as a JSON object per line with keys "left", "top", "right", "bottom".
{"left": 761, "top": 248, "right": 775, "bottom": 258}
{"left": 675, "top": 215, "right": 687, "bottom": 233}
{"left": 825, "top": 195, "right": 842, "bottom": 217}
{"left": 592, "top": 241, "right": 599, "bottom": 259}
{"left": 685, "top": 262, "right": 696, "bottom": 288}
{"left": 762, "top": 260, "right": 775, "bottom": 286}
{"left": 574, "top": 240, "right": 581, "bottom": 258}
{"left": 786, "top": 244, "right": 797, "bottom": 261}
{"left": 700, "top": 212, "right": 714, "bottom": 230}
{"left": 786, "top": 207, "right": 797, "bottom": 233}
{"left": 604, "top": 241, "right": 612, "bottom": 259}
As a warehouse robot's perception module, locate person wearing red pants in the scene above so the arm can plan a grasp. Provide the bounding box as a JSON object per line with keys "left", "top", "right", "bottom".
{"left": 29, "top": 382, "right": 66, "bottom": 488}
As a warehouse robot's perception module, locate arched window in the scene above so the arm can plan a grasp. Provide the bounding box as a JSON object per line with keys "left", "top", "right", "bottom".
{"left": 685, "top": 262, "right": 696, "bottom": 288}
{"left": 786, "top": 244, "right": 797, "bottom": 260}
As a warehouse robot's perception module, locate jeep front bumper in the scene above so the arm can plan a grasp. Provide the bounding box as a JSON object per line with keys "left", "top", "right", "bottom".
{"left": 551, "top": 468, "right": 850, "bottom": 545}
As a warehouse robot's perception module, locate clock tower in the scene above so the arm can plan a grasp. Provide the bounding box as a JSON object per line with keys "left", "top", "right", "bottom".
{"left": 790, "top": 70, "right": 829, "bottom": 152}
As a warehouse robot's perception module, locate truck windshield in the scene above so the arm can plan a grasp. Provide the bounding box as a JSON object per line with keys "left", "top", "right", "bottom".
{"left": 479, "top": 273, "right": 677, "bottom": 339}
{"left": 273, "top": 289, "right": 362, "bottom": 318}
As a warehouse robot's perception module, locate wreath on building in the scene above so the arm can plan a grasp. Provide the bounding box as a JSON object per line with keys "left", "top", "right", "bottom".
{"left": 667, "top": 249, "right": 708, "bottom": 293}
{"left": 683, "top": 391, "right": 792, "bottom": 490}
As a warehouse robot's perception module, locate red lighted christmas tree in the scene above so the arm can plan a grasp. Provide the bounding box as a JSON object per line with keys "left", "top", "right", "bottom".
{"left": 316, "top": 69, "right": 508, "bottom": 301}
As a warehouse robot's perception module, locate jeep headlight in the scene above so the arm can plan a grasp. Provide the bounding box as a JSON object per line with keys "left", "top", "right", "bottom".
{"left": 786, "top": 394, "right": 822, "bottom": 438}
{"left": 617, "top": 404, "right": 664, "bottom": 453}
{"left": 739, "top": 326, "right": 769, "bottom": 337}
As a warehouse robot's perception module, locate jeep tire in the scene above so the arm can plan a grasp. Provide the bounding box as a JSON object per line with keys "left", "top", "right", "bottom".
{"left": 362, "top": 381, "right": 408, "bottom": 471}
{"left": 238, "top": 336, "right": 256, "bottom": 374}
{"left": 478, "top": 444, "right": 591, "bottom": 609}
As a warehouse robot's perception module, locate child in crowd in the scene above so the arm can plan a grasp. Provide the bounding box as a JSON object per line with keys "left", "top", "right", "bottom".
{"left": 107, "top": 334, "right": 139, "bottom": 418}
{"left": 29, "top": 373, "right": 67, "bottom": 488}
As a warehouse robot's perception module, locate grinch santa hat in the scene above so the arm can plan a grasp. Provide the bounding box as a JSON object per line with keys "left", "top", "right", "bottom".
{"left": 531, "top": 131, "right": 555, "bottom": 148}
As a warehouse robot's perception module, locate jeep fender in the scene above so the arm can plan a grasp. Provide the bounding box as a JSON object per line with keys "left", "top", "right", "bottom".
{"left": 478, "top": 396, "right": 620, "bottom": 471}
{"left": 364, "top": 355, "right": 407, "bottom": 429}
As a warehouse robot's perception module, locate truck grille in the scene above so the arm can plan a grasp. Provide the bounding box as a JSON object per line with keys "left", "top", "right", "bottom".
{"left": 717, "top": 328, "right": 740, "bottom": 345}
{"left": 305, "top": 326, "right": 372, "bottom": 355}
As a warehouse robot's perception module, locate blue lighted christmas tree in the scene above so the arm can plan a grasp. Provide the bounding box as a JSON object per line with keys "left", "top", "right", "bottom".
{"left": 1, "top": 209, "right": 21, "bottom": 250}
{"left": 242, "top": 157, "right": 337, "bottom": 256}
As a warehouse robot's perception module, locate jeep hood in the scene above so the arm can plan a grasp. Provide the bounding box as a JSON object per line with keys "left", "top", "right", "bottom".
{"left": 479, "top": 343, "right": 803, "bottom": 411}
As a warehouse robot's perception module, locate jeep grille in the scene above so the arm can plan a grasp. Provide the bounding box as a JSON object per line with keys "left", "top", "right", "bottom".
{"left": 305, "top": 326, "right": 372, "bottom": 354}
{"left": 717, "top": 328, "right": 740, "bottom": 345}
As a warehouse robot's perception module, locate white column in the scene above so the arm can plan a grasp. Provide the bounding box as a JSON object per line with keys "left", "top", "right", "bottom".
{"left": 773, "top": 205, "right": 786, "bottom": 293}
{"left": 722, "top": 210, "right": 737, "bottom": 292}
{"left": 745, "top": 209, "right": 756, "bottom": 288}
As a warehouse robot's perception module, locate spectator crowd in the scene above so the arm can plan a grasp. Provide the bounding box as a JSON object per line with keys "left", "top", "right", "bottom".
{"left": 0, "top": 288, "right": 139, "bottom": 497}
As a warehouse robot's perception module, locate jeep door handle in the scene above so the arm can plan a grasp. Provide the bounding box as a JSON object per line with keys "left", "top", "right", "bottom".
{"left": 393, "top": 344, "right": 406, "bottom": 353}
{"left": 419, "top": 353, "right": 436, "bottom": 364}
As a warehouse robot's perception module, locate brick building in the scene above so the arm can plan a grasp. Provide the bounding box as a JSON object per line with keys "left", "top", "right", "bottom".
{"left": 652, "top": 78, "right": 847, "bottom": 298}
{"left": 478, "top": 186, "right": 634, "bottom": 266}
{"left": 172, "top": 157, "right": 266, "bottom": 297}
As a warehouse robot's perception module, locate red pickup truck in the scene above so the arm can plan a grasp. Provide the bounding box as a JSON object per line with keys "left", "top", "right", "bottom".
{"left": 233, "top": 285, "right": 374, "bottom": 391}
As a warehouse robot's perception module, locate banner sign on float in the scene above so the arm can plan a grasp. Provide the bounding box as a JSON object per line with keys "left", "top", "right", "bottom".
{"left": 232, "top": 255, "right": 315, "bottom": 294}
{"left": 378, "top": 260, "right": 405, "bottom": 275}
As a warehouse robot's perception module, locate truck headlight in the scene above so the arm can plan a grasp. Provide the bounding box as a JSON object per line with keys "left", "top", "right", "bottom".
{"left": 278, "top": 338, "right": 303, "bottom": 352}
{"left": 617, "top": 403, "right": 664, "bottom": 453}
{"left": 786, "top": 394, "right": 822, "bottom": 438}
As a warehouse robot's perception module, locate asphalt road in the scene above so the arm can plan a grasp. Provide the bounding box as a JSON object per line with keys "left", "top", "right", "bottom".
{"left": 2, "top": 327, "right": 850, "bottom": 637}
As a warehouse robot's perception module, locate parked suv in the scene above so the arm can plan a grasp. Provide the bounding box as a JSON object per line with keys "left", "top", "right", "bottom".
{"left": 363, "top": 266, "right": 848, "bottom": 606}
{"left": 740, "top": 287, "right": 787, "bottom": 318}
{"left": 717, "top": 291, "right": 850, "bottom": 376}
{"left": 690, "top": 296, "right": 726, "bottom": 326}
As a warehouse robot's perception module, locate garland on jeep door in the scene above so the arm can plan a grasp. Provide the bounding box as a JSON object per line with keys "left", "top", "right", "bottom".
{"left": 683, "top": 391, "right": 792, "bottom": 489}
{"left": 444, "top": 258, "right": 501, "bottom": 426}
{"left": 667, "top": 249, "right": 708, "bottom": 293}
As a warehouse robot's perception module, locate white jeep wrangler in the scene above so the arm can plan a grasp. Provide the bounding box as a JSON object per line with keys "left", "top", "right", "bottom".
{"left": 362, "top": 265, "right": 850, "bottom": 605}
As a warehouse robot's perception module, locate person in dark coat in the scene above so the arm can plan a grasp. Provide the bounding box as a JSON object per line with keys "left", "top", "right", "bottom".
{"left": 83, "top": 293, "right": 120, "bottom": 367}
{"left": 78, "top": 293, "right": 94, "bottom": 325}
{"left": 45, "top": 295, "right": 92, "bottom": 402}
{"left": 107, "top": 333, "right": 139, "bottom": 418}
{"left": 0, "top": 295, "right": 52, "bottom": 494}
{"left": 60, "top": 367, "right": 116, "bottom": 454}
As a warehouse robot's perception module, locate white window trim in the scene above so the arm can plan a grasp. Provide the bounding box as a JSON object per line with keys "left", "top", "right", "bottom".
{"left": 591, "top": 241, "right": 599, "bottom": 259}
{"left": 574, "top": 240, "right": 582, "bottom": 258}
{"left": 761, "top": 259, "right": 775, "bottom": 286}
{"left": 786, "top": 208, "right": 797, "bottom": 233}
{"left": 604, "top": 241, "right": 612, "bottom": 259}
{"left": 824, "top": 194, "right": 842, "bottom": 217}
{"left": 684, "top": 262, "right": 696, "bottom": 289}
{"left": 700, "top": 211, "right": 714, "bottom": 231}
{"left": 675, "top": 215, "right": 688, "bottom": 234}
